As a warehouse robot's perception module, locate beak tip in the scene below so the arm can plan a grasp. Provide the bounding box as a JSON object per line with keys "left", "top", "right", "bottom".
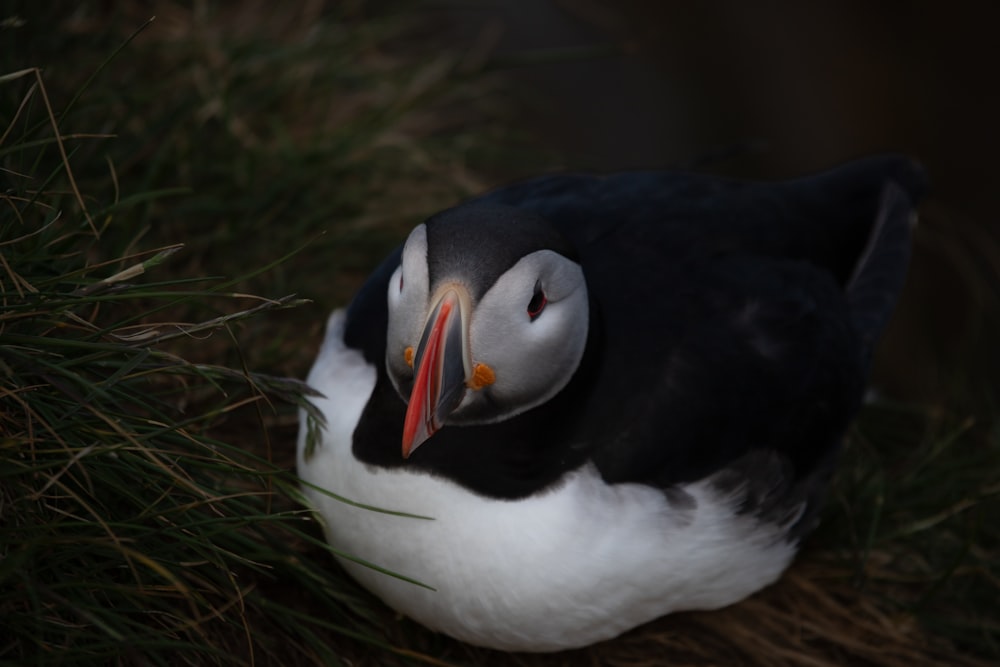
{"left": 401, "top": 427, "right": 432, "bottom": 459}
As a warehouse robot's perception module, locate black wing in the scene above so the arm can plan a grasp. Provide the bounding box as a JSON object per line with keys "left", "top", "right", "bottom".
{"left": 480, "top": 155, "right": 924, "bottom": 487}
{"left": 347, "top": 156, "right": 925, "bottom": 504}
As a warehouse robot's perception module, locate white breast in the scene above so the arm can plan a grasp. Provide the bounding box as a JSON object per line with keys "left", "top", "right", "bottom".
{"left": 297, "top": 309, "right": 799, "bottom": 651}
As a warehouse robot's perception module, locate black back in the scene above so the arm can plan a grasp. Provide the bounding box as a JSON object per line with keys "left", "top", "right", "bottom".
{"left": 344, "top": 155, "right": 925, "bottom": 513}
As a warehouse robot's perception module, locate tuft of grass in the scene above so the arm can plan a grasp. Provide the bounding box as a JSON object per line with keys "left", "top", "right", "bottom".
{"left": 825, "top": 402, "right": 1000, "bottom": 659}
{"left": 0, "top": 4, "right": 500, "bottom": 665}
{"left": 0, "top": 66, "right": 378, "bottom": 666}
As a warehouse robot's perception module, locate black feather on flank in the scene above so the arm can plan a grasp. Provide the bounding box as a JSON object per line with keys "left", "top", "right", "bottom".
{"left": 708, "top": 448, "right": 839, "bottom": 541}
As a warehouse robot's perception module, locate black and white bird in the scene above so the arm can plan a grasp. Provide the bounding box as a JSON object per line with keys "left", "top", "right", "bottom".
{"left": 297, "top": 155, "right": 924, "bottom": 652}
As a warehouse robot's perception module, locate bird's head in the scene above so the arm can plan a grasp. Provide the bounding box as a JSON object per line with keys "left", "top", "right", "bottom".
{"left": 385, "top": 206, "right": 589, "bottom": 457}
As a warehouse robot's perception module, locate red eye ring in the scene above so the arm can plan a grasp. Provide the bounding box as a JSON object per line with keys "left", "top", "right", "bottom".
{"left": 527, "top": 283, "right": 547, "bottom": 321}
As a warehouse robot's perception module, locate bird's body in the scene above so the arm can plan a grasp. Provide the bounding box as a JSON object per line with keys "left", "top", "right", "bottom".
{"left": 298, "top": 156, "right": 924, "bottom": 651}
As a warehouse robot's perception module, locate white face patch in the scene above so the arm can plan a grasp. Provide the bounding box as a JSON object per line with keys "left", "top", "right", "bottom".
{"left": 461, "top": 249, "right": 589, "bottom": 422}
{"left": 386, "top": 224, "right": 430, "bottom": 398}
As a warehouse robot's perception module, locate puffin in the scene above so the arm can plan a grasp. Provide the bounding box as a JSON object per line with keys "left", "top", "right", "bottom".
{"left": 297, "top": 155, "right": 925, "bottom": 652}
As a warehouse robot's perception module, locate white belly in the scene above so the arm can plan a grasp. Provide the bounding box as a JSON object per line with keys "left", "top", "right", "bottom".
{"left": 297, "top": 310, "right": 798, "bottom": 651}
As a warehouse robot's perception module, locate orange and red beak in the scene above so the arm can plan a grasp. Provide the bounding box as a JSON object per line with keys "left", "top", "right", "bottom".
{"left": 402, "top": 286, "right": 473, "bottom": 458}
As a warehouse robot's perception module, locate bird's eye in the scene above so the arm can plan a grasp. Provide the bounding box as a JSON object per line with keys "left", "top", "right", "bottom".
{"left": 399, "top": 273, "right": 404, "bottom": 292}
{"left": 527, "top": 281, "right": 547, "bottom": 321}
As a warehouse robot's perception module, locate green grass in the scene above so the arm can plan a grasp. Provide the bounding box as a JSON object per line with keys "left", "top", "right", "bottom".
{"left": 2, "top": 3, "right": 998, "bottom": 666}
{"left": 827, "top": 402, "right": 1000, "bottom": 658}
{"left": 0, "top": 71, "right": 369, "bottom": 666}
{"left": 1, "top": 4, "right": 496, "bottom": 665}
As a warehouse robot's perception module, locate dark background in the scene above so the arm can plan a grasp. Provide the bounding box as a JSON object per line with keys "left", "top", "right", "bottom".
{"left": 435, "top": 0, "right": 1000, "bottom": 411}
